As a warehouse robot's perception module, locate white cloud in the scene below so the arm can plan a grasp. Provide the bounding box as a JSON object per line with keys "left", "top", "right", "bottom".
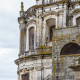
{"left": 0, "top": 48, "right": 18, "bottom": 80}
{"left": 0, "top": 0, "right": 36, "bottom": 80}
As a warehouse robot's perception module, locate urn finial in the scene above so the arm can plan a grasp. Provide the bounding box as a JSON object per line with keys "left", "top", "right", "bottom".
{"left": 21, "top": 2, "right": 24, "bottom": 11}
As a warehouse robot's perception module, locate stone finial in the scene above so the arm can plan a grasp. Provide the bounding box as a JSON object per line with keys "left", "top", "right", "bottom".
{"left": 21, "top": 2, "right": 24, "bottom": 11}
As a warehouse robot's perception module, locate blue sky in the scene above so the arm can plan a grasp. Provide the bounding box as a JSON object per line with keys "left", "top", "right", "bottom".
{"left": 0, "top": 0, "right": 36, "bottom": 80}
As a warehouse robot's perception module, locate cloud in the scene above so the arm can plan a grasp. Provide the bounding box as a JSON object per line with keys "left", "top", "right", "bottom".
{"left": 0, "top": 0, "right": 36, "bottom": 49}
{"left": 0, "top": 48, "right": 18, "bottom": 80}
{"left": 0, "top": 0, "right": 36, "bottom": 80}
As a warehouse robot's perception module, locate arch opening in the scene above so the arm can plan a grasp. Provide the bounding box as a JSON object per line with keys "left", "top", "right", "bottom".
{"left": 76, "top": 16, "right": 80, "bottom": 25}
{"left": 29, "top": 27, "right": 34, "bottom": 50}
{"left": 46, "top": 18, "right": 56, "bottom": 41}
{"left": 60, "top": 43, "right": 80, "bottom": 55}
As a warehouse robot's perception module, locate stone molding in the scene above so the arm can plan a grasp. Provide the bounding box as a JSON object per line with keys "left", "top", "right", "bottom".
{"left": 26, "top": 20, "right": 36, "bottom": 28}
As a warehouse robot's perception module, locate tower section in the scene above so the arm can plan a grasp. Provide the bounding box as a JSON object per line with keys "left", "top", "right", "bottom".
{"left": 51, "top": 0, "right": 80, "bottom": 80}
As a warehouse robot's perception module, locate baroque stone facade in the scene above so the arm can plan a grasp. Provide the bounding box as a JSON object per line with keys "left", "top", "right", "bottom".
{"left": 15, "top": 0, "right": 80, "bottom": 80}
{"left": 52, "top": 26, "right": 80, "bottom": 80}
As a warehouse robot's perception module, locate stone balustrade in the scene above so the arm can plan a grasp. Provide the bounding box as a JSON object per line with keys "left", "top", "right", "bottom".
{"left": 43, "top": 0, "right": 80, "bottom": 5}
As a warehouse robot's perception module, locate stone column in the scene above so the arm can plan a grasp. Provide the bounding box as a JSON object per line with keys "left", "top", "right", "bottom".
{"left": 19, "top": 22, "right": 26, "bottom": 56}
{"left": 18, "top": 2, "right": 26, "bottom": 56}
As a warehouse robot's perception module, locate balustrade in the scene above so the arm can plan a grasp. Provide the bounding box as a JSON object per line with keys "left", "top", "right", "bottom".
{"left": 43, "top": 0, "right": 80, "bottom": 4}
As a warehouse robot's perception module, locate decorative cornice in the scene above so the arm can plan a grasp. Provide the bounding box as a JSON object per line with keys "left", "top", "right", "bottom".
{"left": 69, "top": 65, "right": 80, "bottom": 71}
{"left": 26, "top": 67, "right": 34, "bottom": 70}
{"left": 35, "top": 66, "right": 42, "bottom": 71}
{"left": 34, "top": 2, "right": 67, "bottom": 9}
{"left": 43, "top": 11, "right": 58, "bottom": 18}
{"left": 26, "top": 20, "right": 36, "bottom": 27}
{"left": 70, "top": 9, "right": 80, "bottom": 16}
{"left": 15, "top": 54, "right": 51, "bottom": 65}
{"left": 18, "top": 17, "right": 26, "bottom": 24}
{"left": 24, "top": 1, "right": 80, "bottom": 18}
{"left": 60, "top": 54, "right": 80, "bottom": 58}
{"left": 35, "top": 66, "right": 52, "bottom": 71}
{"left": 25, "top": 2, "right": 67, "bottom": 18}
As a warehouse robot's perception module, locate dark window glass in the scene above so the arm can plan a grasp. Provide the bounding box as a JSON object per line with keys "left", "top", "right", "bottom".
{"left": 22, "top": 74, "right": 29, "bottom": 80}
{"left": 29, "top": 27, "right": 34, "bottom": 50}
{"left": 50, "top": 25, "right": 55, "bottom": 41}
{"left": 76, "top": 17, "right": 80, "bottom": 25}
{"left": 60, "top": 43, "right": 80, "bottom": 55}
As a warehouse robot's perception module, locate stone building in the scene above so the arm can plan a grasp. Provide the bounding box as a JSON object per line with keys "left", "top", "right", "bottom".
{"left": 15, "top": 0, "right": 80, "bottom": 80}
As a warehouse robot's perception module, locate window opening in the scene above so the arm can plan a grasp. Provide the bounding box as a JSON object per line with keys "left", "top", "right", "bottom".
{"left": 29, "top": 27, "right": 34, "bottom": 50}
{"left": 22, "top": 74, "right": 29, "bottom": 80}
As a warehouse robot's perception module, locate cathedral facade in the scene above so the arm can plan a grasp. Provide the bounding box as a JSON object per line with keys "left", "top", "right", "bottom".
{"left": 15, "top": 0, "right": 80, "bottom": 80}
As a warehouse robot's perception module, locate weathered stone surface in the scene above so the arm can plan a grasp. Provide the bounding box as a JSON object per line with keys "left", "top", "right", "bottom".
{"left": 15, "top": 0, "right": 80, "bottom": 80}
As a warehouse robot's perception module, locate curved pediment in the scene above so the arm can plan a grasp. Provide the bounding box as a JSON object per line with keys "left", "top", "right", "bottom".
{"left": 70, "top": 9, "right": 80, "bottom": 16}
{"left": 43, "top": 11, "right": 58, "bottom": 18}
{"left": 26, "top": 20, "right": 36, "bottom": 27}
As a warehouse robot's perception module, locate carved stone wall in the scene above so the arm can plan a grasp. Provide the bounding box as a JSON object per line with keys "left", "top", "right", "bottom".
{"left": 52, "top": 26, "right": 80, "bottom": 80}
{"left": 16, "top": 56, "right": 52, "bottom": 80}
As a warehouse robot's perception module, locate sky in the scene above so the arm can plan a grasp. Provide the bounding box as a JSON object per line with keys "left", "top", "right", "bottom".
{"left": 0, "top": 0, "right": 36, "bottom": 80}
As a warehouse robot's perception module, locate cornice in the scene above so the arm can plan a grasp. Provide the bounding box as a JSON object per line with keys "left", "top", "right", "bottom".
{"left": 70, "top": 9, "right": 80, "bottom": 16}
{"left": 15, "top": 54, "right": 52, "bottom": 65}
{"left": 18, "top": 16, "right": 26, "bottom": 24}
{"left": 69, "top": 65, "right": 80, "bottom": 71}
{"left": 43, "top": 11, "right": 58, "bottom": 18}
{"left": 26, "top": 20, "right": 36, "bottom": 27}
{"left": 24, "top": 2, "right": 67, "bottom": 18}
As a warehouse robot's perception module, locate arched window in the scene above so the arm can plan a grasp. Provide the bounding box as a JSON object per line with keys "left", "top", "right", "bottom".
{"left": 60, "top": 43, "right": 80, "bottom": 55}
{"left": 50, "top": 25, "right": 55, "bottom": 41}
{"left": 29, "top": 27, "right": 34, "bottom": 50}
{"left": 46, "top": 18, "right": 56, "bottom": 41}
{"left": 76, "top": 16, "right": 80, "bottom": 25}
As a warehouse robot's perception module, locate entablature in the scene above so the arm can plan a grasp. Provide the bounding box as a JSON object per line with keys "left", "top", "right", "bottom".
{"left": 15, "top": 54, "right": 52, "bottom": 65}
{"left": 26, "top": 20, "right": 36, "bottom": 28}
